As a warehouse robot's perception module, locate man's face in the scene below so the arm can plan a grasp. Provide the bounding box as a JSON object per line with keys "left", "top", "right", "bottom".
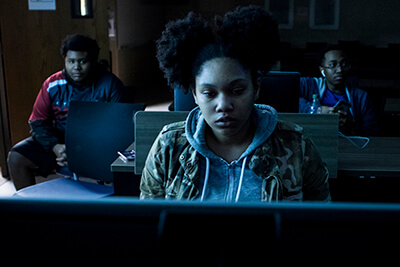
{"left": 320, "top": 50, "right": 350, "bottom": 90}
{"left": 64, "top": 50, "right": 94, "bottom": 83}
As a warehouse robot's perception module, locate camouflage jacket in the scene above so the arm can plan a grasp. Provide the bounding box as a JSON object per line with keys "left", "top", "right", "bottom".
{"left": 140, "top": 119, "right": 331, "bottom": 202}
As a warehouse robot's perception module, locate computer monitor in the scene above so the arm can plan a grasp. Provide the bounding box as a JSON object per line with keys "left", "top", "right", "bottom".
{"left": 66, "top": 101, "right": 145, "bottom": 182}
{"left": 257, "top": 71, "right": 300, "bottom": 112}
{"left": 1, "top": 198, "right": 400, "bottom": 265}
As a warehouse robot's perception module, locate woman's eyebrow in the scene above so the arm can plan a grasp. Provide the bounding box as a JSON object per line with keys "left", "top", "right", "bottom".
{"left": 198, "top": 83, "right": 216, "bottom": 88}
{"left": 229, "top": 78, "right": 248, "bottom": 85}
{"left": 198, "top": 78, "right": 248, "bottom": 88}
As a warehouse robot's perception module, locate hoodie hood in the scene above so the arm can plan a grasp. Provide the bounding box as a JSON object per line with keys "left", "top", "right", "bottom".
{"left": 185, "top": 104, "right": 278, "bottom": 161}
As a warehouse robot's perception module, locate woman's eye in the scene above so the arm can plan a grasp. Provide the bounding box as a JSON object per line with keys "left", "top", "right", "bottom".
{"left": 203, "top": 91, "right": 215, "bottom": 97}
{"left": 232, "top": 88, "right": 245, "bottom": 95}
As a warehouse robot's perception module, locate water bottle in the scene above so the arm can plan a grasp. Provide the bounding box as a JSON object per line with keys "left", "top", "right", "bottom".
{"left": 310, "top": 94, "right": 322, "bottom": 114}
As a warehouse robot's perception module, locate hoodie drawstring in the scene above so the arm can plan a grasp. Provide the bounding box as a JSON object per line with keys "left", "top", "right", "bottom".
{"left": 200, "top": 157, "right": 211, "bottom": 202}
{"left": 235, "top": 156, "right": 247, "bottom": 202}
{"left": 200, "top": 156, "right": 248, "bottom": 202}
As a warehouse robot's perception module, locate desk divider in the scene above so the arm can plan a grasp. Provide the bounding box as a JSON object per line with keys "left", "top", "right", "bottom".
{"left": 134, "top": 111, "right": 338, "bottom": 178}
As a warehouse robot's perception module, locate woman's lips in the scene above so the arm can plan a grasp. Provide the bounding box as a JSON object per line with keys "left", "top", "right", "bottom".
{"left": 215, "top": 116, "right": 236, "bottom": 127}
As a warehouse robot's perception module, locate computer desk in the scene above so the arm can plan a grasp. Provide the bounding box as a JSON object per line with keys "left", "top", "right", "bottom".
{"left": 112, "top": 137, "right": 400, "bottom": 196}
{"left": 112, "top": 111, "right": 340, "bottom": 196}
{"left": 338, "top": 136, "right": 400, "bottom": 178}
{"left": 111, "top": 142, "right": 139, "bottom": 196}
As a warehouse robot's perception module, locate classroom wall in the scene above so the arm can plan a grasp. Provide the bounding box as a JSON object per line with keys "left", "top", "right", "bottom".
{"left": 112, "top": 0, "right": 400, "bottom": 90}
{"left": 279, "top": 0, "right": 400, "bottom": 48}
{"left": 111, "top": 0, "right": 167, "bottom": 105}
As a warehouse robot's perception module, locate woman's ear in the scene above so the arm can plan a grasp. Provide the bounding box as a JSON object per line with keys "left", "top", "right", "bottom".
{"left": 255, "top": 78, "right": 261, "bottom": 101}
{"left": 191, "top": 88, "right": 198, "bottom": 105}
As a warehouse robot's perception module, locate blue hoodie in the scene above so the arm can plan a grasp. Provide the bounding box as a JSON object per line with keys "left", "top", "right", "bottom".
{"left": 299, "top": 77, "right": 378, "bottom": 136}
{"left": 185, "top": 104, "right": 278, "bottom": 202}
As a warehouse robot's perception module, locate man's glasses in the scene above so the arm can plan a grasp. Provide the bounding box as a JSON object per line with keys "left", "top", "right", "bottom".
{"left": 323, "top": 61, "right": 351, "bottom": 70}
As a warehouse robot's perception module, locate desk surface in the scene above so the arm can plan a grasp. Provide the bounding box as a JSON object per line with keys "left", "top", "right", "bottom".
{"left": 112, "top": 137, "right": 400, "bottom": 177}
{"left": 338, "top": 136, "right": 400, "bottom": 176}
{"left": 110, "top": 143, "right": 135, "bottom": 173}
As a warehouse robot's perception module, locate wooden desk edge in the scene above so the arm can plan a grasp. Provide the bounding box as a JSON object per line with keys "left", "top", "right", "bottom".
{"left": 110, "top": 142, "right": 135, "bottom": 173}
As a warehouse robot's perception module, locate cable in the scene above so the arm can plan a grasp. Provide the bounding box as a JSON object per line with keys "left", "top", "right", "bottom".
{"left": 338, "top": 131, "right": 370, "bottom": 149}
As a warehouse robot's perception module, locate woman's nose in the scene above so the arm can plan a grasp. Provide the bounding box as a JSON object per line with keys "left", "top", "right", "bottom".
{"left": 215, "top": 94, "right": 233, "bottom": 112}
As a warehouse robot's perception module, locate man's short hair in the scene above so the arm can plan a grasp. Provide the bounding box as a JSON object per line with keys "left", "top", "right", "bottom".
{"left": 318, "top": 44, "right": 346, "bottom": 66}
{"left": 60, "top": 34, "right": 100, "bottom": 61}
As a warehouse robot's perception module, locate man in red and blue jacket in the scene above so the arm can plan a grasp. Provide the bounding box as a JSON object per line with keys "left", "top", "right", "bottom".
{"left": 8, "top": 34, "right": 125, "bottom": 190}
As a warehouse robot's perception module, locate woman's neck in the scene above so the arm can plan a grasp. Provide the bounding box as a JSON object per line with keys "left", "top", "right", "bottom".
{"left": 205, "top": 121, "right": 255, "bottom": 163}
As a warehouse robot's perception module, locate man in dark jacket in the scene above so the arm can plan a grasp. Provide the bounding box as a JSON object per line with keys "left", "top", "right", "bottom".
{"left": 299, "top": 46, "right": 378, "bottom": 136}
{"left": 8, "top": 34, "right": 125, "bottom": 190}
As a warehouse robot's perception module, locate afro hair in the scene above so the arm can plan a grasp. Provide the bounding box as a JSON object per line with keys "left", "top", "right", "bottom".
{"left": 156, "top": 5, "right": 280, "bottom": 92}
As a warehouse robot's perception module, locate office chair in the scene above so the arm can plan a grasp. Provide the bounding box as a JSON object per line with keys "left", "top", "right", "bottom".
{"left": 174, "top": 88, "right": 197, "bottom": 111}
{"left": 14, "top": 101, "right": 145, "bottom": 199}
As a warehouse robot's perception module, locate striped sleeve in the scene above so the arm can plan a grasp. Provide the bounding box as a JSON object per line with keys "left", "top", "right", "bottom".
{"left": 29, "top": 71, "right": 66, "bottom": 122}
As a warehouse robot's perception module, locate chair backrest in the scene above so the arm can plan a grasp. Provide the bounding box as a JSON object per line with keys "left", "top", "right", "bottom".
{"left": 174, "top": 71, "right": 300, "bottom": 112}
{"left": 66, "top": 101, "right": 145, "bottom": 182}
{"left": 174, "top": 88, "right": 196, "bottom": 112}
{"left": 134, "top": 111, "right": 338, "bottom": 178}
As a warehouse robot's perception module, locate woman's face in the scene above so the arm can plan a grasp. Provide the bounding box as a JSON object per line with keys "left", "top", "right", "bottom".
{"left": 193, "top": 57, "right": 259, "bottom": 141}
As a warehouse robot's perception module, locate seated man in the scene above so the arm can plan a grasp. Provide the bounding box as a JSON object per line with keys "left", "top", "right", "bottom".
{"left": 299, "top": 45, "right": 378, "bottom": 136}
{"left": 8, "top": 34, "right": 125, "bottom": 190}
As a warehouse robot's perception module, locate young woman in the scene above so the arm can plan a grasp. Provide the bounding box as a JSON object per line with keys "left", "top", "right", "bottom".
{"left": 140, "top": 6, "right": 331, "bottom": 202}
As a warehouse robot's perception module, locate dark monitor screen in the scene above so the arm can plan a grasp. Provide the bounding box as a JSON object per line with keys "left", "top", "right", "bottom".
{"left": 2, "top": 198, "right": 400, "bottom": 265}
{"left": 257, "top": 71, "right": 300, "bottom": 112}
{"left": 66, "top": 101, "right": 145, "bottom": 182}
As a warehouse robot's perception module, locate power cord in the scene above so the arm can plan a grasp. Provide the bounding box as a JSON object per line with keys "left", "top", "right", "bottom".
{"left": 338, "top": 131, "right": 370, "bottom": 149}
